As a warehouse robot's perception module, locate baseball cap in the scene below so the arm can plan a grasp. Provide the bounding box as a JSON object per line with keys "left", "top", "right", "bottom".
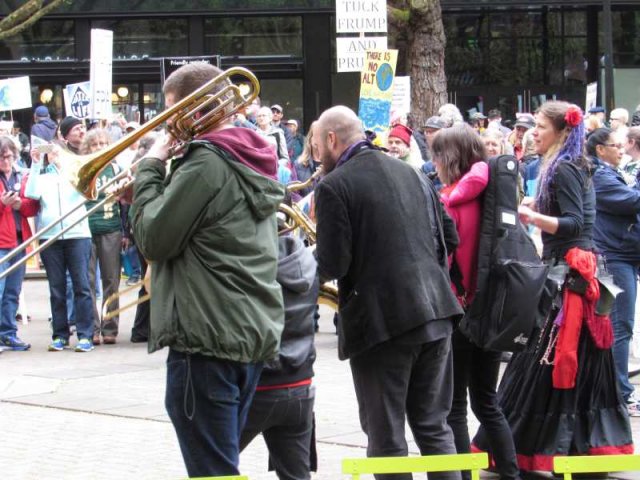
{"left": 285, "top": 119, "right": 298, "bottom": 128}
{"left": 588, "top": 106, "right": 605, "bottom": 114}
{"left": 125, "top": 121, "right": 141, "bottom": 132}
{"left": 34, "top": 106, "right": 49, "bottom": 118}
{"left": 423, "top": 116, "right": 447, "bottom": 130}
{"left": 270, "top": 104, "right": 283, "bottom": 113}
{"left": 514, "top": 113, "right": 535, "bottom": 130}
{"left": 470, "top": 112, "right": 487, "bottom": 120}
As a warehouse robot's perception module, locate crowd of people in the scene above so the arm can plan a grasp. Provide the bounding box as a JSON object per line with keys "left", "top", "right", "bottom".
{"left": 0, "top": 62, "right": 640, "bottom": 479}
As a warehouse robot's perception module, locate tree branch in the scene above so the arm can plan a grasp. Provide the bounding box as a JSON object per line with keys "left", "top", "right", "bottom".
{"left": 0, "top": 0, "right": 68, "bottom": 41}
{"left": 0, "top": 0, "right": 42, "bottom": 32}
{"left": 387, "top": 5, "right": 410, "bottom": 32}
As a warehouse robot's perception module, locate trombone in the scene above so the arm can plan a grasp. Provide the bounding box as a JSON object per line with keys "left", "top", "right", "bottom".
{"left": 0, "top": 67, "right": 260, "bottom": 280}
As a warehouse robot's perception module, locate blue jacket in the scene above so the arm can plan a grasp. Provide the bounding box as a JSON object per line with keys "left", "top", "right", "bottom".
{"left": 592, "top": 156, "right": 640, "bottom": 263}
{"left": 24, "top": 161, "right": 91, "bottom": 240}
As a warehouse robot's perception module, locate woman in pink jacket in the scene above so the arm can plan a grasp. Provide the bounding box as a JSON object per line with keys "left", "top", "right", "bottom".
{"left": 431, "top": 124, "right": 521, "bottom": 480}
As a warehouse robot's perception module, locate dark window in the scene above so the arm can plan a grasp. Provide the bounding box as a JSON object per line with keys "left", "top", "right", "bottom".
{"left": 599, "top": 9, "right": 640, "bottom": 66}
{"left": 91, "top": 19, "right": 188, "bottom": 58}
{"left": 444, "top": 8, "right": 587, "bottom": 88}
{"left": 25, "top": 0, "right": 331, "bottom": 14}
{"left": 204, "top": 17, "right": 303, "bottom": 57}
{"left": 0, "top": 20, "right": 74, "bottom": 61}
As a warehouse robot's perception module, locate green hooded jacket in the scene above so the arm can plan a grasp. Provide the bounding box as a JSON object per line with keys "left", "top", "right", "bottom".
{"left": 129, "top": 136, "right": 285, "bottom": 363}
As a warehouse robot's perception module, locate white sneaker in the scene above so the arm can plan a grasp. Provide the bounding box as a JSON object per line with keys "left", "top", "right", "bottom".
{"left": 628, "top": 401, "right": 640, "bottom": 417}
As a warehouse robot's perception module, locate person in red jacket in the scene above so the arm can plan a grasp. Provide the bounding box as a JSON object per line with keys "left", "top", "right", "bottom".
{"left": 432, "top": 124, "right": 521, "bottom": 480}
{"left": 0, "top": 135, "right": 40, "bottom": 350}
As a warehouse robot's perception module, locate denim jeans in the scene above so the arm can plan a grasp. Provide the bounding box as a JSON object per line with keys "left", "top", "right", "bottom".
{"left": 122, "top": 245, "right": 141, "bottom": 278}
{"left": 240, "top": 385, "right": 315, "bottom": 480}
{"left": 607, "top": 260, "right": 640, "bottom": 402}
{"left": 40, "top": 238, "right": 93, "bottom": 341}
{"left": 0, "top": 247, "right": 23, "bottom": 338}
{"left": 448, "top": 331, "right": 520, "bottom": 480}
{"left": 65, "top": 272, "right": 75, "bottom": 325}
{"left": 165, "top": 349, "right": 263, "bottom": 478}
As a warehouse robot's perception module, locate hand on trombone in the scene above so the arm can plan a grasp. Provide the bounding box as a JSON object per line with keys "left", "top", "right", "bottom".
{"left": 145, "top": 131, "right": 177, "bottom": 163}
{"left": 105, "top": 171, "right": 135, "bottom": 205}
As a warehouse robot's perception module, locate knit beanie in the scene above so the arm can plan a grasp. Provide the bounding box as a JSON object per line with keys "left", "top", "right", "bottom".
{"left": 388, "top": 124, "right": 412, "bottom": 146}
{"left": 59, "top": 116, "right": 82, "bottom": 139}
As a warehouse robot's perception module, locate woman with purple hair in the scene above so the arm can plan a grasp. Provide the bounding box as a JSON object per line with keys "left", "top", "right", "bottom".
{"left": 473, "top": 101, "right": 633, "bottom": 475}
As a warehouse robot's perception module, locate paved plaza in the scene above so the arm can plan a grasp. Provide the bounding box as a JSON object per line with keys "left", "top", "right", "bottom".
{"left": 1, "top": 278, "right": 639, "bottom": 479}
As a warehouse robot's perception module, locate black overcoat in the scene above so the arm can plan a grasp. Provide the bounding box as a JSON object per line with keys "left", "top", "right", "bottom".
{"left": 315, "top": 148, "right": 463, "bottom": 360}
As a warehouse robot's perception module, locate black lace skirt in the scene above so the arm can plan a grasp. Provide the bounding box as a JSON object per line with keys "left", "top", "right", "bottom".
{"left": 472, "top": 308, "right": 633, "bottom": 471}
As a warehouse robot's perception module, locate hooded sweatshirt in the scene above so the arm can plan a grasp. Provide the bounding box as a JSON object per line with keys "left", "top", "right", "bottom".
{"left": 31, "top": 118, "right": 57, "bottom": 142}
{"left": 258, "top": 235, "right": 319, "bottom": 388}
{"left": 130, "top": 126, "right": 285, "bottom": 362}
{"left": 440, "top": 161, "right": 489, "bottom": 306}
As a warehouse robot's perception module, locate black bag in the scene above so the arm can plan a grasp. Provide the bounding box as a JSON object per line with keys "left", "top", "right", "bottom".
{"left": 458, "top": 155, "right": 550, "bottom": 352}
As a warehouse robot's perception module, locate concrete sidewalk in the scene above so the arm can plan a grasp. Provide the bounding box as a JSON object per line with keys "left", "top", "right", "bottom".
{"left": 0, "top": 279, "right": 638, "bottom": 479}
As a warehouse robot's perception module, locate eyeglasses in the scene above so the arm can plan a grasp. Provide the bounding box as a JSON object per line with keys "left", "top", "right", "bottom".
{"left": 610, "top": 118, "right": 622, "bottom": 122}
{"left": 0, "top": 153, "right": 14, "bottom": 161}
{"left": 603, "top": 143, "right": 624, "bottom": 149}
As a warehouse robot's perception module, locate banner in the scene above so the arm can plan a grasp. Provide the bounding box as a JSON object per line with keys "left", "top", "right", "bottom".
{"left": 161, "top": 55, "right": 221, "bottom": 83}
{"left": 336, "top": 0, "right": 387, "bottom": 33}
{"left": 0, "top": 76, "right": 32, "bottom": 111}
{"left": 90, "top": 29, "right": 113, "bottom": 119}
{"left": 358, "top": 49, "right": 398, "bottom": 134}
{"left": 585, "top": 81, "right": 598, "bottom": 113}
{"left": 336, "top": 36, "right": 387, "bottom": 73}
{"left": 63, "top": 81, "right": 91, "bottom": 119}
{"left": 391, "top": 76, "right": 411, "bottom": 116}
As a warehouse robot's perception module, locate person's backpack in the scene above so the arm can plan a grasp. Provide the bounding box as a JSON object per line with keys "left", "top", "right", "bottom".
{"left": 458, "top": 154, "right": 550, "bottom": 352}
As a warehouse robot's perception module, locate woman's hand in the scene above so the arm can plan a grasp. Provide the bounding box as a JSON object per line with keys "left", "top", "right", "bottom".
{"left": 1, "top": 191, "right": 19, "bottom": 208}
{"left": 520, "top": 196, "right": 537, "bottom": 209}
{"left": 518, "top": 205, "right": 537, "bottom": 225}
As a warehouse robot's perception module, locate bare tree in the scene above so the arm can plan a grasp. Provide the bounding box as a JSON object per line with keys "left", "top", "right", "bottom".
{"left": 388, "top": 0, "right": 447, "bottom": 127}
{"left": 0, "top": 0, "right": 69, "bottom": 41}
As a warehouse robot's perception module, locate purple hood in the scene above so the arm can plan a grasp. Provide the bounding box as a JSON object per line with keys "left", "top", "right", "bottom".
{"left": 197, "top": 127, "right": 278, "bottom": 180}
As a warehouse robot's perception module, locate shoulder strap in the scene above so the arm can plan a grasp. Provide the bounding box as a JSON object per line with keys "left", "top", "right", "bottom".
{"left": 450, "top": 256, "right": 466, "bottom": 300}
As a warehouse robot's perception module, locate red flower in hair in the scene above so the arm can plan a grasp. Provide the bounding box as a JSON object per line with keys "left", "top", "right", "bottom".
{"left": 564, "top": 105, "right": 583, "bottom": 128}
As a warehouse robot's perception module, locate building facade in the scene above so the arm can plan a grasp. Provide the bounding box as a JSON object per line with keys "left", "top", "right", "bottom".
{"left": 0, "top": 0, "right": 638, "bottom": 132}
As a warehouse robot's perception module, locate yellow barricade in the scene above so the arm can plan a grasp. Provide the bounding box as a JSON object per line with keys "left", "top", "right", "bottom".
{"left": 342, "top": 453, "right": 488, "bottom": 480}
{"left": 554, "top": 454, "right": 640, "bottom": 479}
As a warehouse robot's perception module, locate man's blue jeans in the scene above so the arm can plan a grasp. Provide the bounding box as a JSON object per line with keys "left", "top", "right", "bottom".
{"left": 0, "top": 247, "right": 23, "bottom": 338}
{"left": 165, "top": 349, "right": 263, "bottom": 478}
{"left": 607, "top": 260, "right": 640, "bottom": 402}
{"left": 40, "top": 238, "right": 93, "bottom": 341}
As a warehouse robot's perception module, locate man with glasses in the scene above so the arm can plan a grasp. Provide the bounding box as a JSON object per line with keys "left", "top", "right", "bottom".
{"left": 0, "top": 136, "right": 40, "bottom": 350}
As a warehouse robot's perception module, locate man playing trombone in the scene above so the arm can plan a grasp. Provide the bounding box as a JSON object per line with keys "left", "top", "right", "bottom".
{"left": 129, "top": 63, "right": 285, "bottom": 478}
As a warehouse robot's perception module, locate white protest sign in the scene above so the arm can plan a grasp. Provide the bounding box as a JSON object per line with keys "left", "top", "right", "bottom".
{"left": 585, "top": 82, "right": 598, "bottom": 113}
{"left": 336, "top": 0, "right": 387, "bottom": 33}
{"left": 391, "top": 76, "right": 411, "bottom": 116}
{"left": 90, "top": 29, "right": 113, "bottom": 119}
{"left": 337, "top": 36, "right": 387, "bottom": 73}
{"left": 63, "top": 81, "right": 91, "bottom": 119}
{"left": 0, "top": 76, "right": 32, "bottom": 111}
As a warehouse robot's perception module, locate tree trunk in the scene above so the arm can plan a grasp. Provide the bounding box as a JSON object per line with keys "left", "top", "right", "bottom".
{"left": 407, "top": 0, "right": 448, "bottom": 127}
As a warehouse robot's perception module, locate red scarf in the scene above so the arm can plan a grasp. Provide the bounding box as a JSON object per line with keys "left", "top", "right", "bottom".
{"left": 552, "top": 248, "right": 613, "bottom": 389}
